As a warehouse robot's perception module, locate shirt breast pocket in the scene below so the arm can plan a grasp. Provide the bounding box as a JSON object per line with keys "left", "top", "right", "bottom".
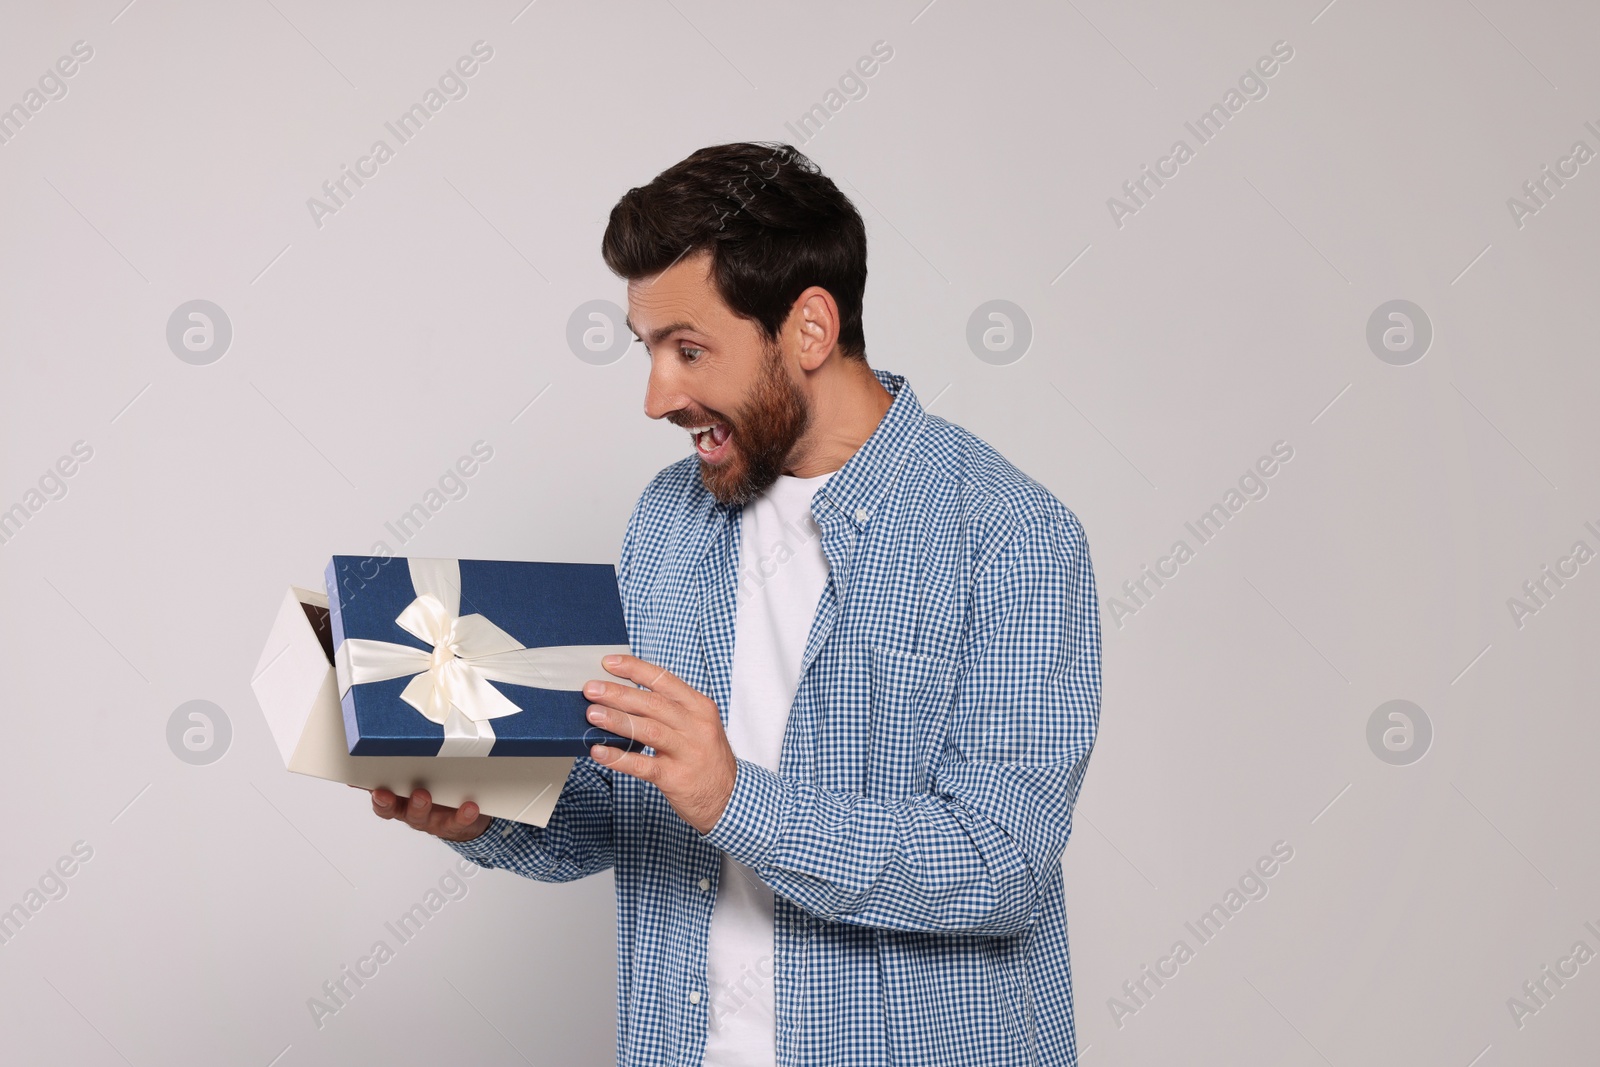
{"left": 865, "top": 645, "right": 958, "bottom": 800}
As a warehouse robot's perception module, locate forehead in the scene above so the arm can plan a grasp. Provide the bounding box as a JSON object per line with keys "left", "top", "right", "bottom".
{"left": 625, "top": 250, "right": 725, "bottom": 334}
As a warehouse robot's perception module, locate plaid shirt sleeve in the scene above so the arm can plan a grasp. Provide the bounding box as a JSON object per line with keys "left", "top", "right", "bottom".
{"left": 445, "top": 755, "right": 617, "bottom": 880}
{"left": 698, "top": 502, "right": 1101, "bottom": 935}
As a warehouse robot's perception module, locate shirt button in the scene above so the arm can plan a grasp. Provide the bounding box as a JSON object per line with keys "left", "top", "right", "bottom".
{"left": 689, "top": 989, "right": 702, "bottom": 1004}
{"left": 854, "top": 506, "right": 870, "bottom": 523}
{"left": 698, "top": 877, "right": 711, "bottom": 891}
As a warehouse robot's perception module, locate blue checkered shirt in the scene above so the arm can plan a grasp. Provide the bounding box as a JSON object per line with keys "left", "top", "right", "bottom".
{"left": 448, "top": 368, "right": 1102, "bottom": 1066}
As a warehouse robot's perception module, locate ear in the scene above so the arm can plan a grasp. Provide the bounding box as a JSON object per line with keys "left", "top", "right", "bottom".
{"left": 789, "top": 287, "right": 841, "bottom": 371}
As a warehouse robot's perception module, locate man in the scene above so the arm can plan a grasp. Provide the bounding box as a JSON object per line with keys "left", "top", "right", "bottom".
{"left": 364, "top": 142, "right": 1102, "bottom": 1066}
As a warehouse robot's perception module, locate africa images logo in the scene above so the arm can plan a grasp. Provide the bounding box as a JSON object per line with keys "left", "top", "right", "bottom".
{"left": 1106, "top": 40, "right": 1295, "bottom": 229}
{"left": 306, "top": 41, "right": 494, "bottom": 229}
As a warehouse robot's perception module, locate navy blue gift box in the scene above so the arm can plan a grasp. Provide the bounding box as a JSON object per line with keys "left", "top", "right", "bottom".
{"left": 324, "top": 555, "right": 640, "bottom": 757}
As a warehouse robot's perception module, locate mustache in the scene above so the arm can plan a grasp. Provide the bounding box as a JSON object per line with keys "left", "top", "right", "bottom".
{"left": 668, "top": 409, "right": 732, "bottom": 430}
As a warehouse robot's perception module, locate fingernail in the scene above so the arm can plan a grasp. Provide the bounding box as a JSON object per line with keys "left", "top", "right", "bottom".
{"left": 587, "top": 707, "right": 603, "bottom": 722}
{"left": 375, "top": 797, "right": 389, "bottom": 808}
{"left": 603, "top": 655, "right": 622, "bottom": 667}
{"left": 584, "top": 680, "right": 603, "bottom": 697}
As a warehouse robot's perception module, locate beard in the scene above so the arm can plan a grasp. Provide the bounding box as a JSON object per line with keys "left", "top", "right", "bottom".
{"left": 674, "top": 342, "right": 810, "bottom": 507}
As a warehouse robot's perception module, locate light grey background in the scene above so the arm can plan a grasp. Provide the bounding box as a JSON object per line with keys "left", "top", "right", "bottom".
{"left": 1, "top": 1, "right": 1595, "bottom": 1064}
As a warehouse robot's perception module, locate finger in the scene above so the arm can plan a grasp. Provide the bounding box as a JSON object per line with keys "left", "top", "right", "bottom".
{"left": 591, "top": 743, "right": 661, "bottom": 785}
{"left": 586, "top": 703, "right": 668, "bottom": 752}
{"left": 429, "top": 800, "right": 480, "bottom": 839}
{"left": 372, "top": 787, "right": 402, "bottom": 819}
{"left": 405, "top": 788, "right": 432, "bottom": 829}
{"left": 583, "top": 677, "right": 681, "bottom": 724}
{"left": 598, "top": 654, "right": 696, "bottom": 701}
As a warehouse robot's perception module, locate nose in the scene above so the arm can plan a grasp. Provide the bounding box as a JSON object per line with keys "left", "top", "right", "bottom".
{"left": 642, "top": 353, "right": 688, "bottom": 421}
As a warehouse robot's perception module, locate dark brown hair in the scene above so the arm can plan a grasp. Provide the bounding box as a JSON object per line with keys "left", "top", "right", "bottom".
{"left": 601, "top": 142, "right": 868, "bottom": 361}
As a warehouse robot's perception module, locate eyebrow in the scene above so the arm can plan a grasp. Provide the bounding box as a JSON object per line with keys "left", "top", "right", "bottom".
{"left": 624, "top": 316, "right": 701, "bottom": 348}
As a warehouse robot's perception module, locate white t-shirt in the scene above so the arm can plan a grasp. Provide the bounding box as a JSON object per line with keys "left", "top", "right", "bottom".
{"left": 702, "top": 471, "right": 833, "bottom": 1066}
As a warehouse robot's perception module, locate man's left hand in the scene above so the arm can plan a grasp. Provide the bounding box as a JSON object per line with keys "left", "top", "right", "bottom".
{"left": 584, "top": 654, "right": 737, "bottom": 835}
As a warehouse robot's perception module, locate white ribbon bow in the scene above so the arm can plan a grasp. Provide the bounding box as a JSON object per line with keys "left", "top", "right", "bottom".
{"left": 334, "top": 558, "right": 631, "bottom": 756}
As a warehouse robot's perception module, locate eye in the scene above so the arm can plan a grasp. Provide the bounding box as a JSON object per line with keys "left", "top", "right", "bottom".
{"left": 680, "top": 345, "right": 705, "bottom": 362}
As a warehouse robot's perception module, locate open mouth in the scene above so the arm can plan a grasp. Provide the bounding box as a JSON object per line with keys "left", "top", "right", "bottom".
{"left": 686, "top": 421, "right": 732, "bottom": 463}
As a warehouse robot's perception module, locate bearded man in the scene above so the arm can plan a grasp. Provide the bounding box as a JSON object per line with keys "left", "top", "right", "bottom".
{"left": 363, "top": 142, "right": 1102, "bottom": 1067}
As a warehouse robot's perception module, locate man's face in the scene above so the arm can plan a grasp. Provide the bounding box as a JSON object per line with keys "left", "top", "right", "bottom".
{"left": 627, "top": 250, "right": 809, "bottom": 506}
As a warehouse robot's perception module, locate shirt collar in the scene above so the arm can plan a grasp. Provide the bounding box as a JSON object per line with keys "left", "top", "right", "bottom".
{"left": 815, "top": 367, "right": 924, "bottom": 531}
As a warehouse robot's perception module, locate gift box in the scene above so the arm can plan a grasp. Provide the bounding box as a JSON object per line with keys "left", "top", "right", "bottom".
{"left": 249, "top": 585, "right": 573, "bottom": 827}
{"left": 324, "top": 555, "right": 638, "bottom": 757}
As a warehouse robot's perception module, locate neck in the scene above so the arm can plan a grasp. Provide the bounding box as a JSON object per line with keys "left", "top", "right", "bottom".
{"left": 783, "top": 358, "right": 893, "bottom": 477}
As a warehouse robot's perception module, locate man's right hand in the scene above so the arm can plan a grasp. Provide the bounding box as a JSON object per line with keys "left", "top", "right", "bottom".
{"left": 353, "top": 785, "right": 492, "bottom": 842}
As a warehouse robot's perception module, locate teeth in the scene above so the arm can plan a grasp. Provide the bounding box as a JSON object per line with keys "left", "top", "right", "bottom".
{"left": 687, "top": 423, "right": 722, "bottom": 453}
{"left": 692, "top": 425, "right": 722, "bottom": 454}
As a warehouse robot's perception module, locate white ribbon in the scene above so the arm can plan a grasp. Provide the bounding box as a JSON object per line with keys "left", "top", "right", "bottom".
{"left": 335, "top": 558, "right": 631, "bottom": 756}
